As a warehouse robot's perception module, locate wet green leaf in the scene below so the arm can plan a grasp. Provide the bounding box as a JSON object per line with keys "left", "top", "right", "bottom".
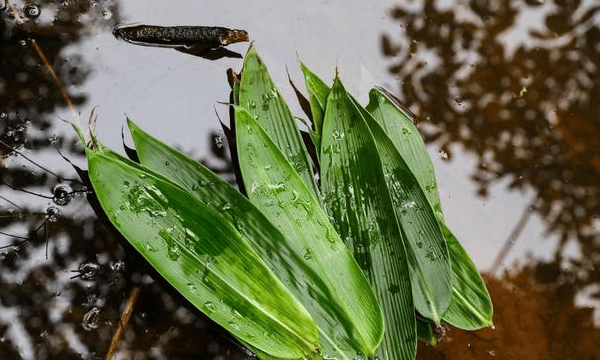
{"left": 300, "top": 62, "right": 330, "bottom": 155}
{"left": 439, "top": 222, "right": 494, "bottom": 330}
{"left": 364, "top": 102, "right": 452, "bottom": 324}
{"left": 366, "top": 88, "right": 493, "bottom": 329}
{"left": 319, "top": 77, "right": 416, "bottom": 360}
{"left": 239, "top": 46, "right": 319, "bottom": 200}
{"left": 80, "top": 129, "right": 320, "bottom": 359}
{"left": 128, "top": 117, "right": 380, "bottom": 358}
{"left": 234, "top": 106, "right": 385, "bottom": 359}
{"left": 416, "top": 318, "right": 437, "bottom": 346}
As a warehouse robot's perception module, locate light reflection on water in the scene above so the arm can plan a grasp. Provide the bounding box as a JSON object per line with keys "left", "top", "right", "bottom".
{"left": 1, "top": 0, "right": 599, "bottom": 359}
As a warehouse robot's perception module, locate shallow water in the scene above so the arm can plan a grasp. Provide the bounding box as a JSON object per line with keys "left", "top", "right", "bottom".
{"left": 1, "top": 0, "right": 599, "bottom": 359}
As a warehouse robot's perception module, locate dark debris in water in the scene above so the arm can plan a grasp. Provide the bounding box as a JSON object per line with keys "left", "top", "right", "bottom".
{"left": 113, "top": 24, "right": 249, "bottom": 60}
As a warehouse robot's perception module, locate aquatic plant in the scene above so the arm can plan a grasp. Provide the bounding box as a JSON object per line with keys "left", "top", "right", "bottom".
{"left": 75, "top": 46, "right": 492, "bottom": 360}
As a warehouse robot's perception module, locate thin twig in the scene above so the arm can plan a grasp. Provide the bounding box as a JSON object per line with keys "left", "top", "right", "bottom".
{"left": 104, "top": 286, "right": 140, "bottom": 360}
{"left": 0, "top": 230, "right": 30, "bottom": 241}
{"left": 1, "top": 180, "right": 53, "bottom": 199}
{"left": 30, "top": 40, "right": 81, "bottom": 124}
{"left": 0, "top": 138, "right": 66, "bottom": 180}
{"left": 0, "top": 194, "right": 25, "bottom": 210}
{"left": 489, "top": 203, "right": 533, "bottom": 275}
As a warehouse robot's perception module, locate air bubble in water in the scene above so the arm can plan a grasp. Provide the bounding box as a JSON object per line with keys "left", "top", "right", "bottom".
{"left": 78, "top": 262, "right": 100, "bottom": 280}
{"left": 109, "top": 260, "right": 125, "bottom": 271}
{"left": 82, "top": 307, "right": 100, "bottom": 330}
{"left": 214, "top": 136, "right": 224, "bottom": 148}
{"left": 52, "top": 183, "right": 72, "bottom": 206}
{"left": 45, "top": 206, "right": 60, "bottom": 222}
{"left": 101, "top": 8, "right": 112, "bottom": 19}
{"left": 23, "top": 4, "right": 40, "bottom": 19}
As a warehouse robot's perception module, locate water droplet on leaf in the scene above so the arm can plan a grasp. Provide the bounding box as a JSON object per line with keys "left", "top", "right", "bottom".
{"left": 204, "top": 301, "right": 216, "bottom": 312}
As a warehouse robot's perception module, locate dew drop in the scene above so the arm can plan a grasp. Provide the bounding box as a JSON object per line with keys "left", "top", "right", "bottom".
{"left": 388, "top": 283, "right": 400, "bottom": 294}
{"left": 425, "top": 249, "right": 437, "bottom": 261}
{"left": 401, "top": 126, "right": 411, "bottom": 135}
{"left": 82, "top": 307, "right": 100, "bottom": 331}
{"left": 228, "top": 321, "right": 240, "bottom": 330}
{"left": 250, "top": 182, "right": 258, "bottom": 194}
{"left": 145, "top": 243, "right": 157, "bottom": 252}
{"left": 204, "top": 301, "right": 216, "bottom": 312}
{"left": 187, "top": 283, "right": 197, "bottom": 292}
{"left": 425, "top": 182, "right": 436, "bottom": 192}
{"left": 332, "top": 130, "right": 344, "bottom": 142}
{"left": 267, "top": 182, "right": 285, "bottom": 192}
{"left": 230, "top": 308, "right": 242, "bottom": 318}
{"left": 167, "top": 243, "right": 180, "bottom": 261}
{"left": 402, "top": 201, "right": 416, "bottom": 209}
{"left": 23, "top": 4, "right": 40, "bottom": 19}
{"left": 52, "top": 183, "right": 73, "bottom": 206}
{"left": 247, "top": 100, "right": 256, "bottom": 110}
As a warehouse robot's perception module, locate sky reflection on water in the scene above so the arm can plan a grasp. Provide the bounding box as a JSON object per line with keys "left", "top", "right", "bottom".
{"left": 1, "top": 0, "right": 600, "bottom": 359}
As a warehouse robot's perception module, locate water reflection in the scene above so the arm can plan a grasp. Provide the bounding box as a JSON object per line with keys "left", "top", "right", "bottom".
{"left": 0, "top": 1, "right": 244, "bottom": 359}
{"left": 381, "top": 0, "right": 600, "bottom": 358}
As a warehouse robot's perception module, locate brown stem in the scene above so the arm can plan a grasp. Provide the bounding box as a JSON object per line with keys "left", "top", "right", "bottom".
{"left": 104, "top": 286, "right": 140, "bottom": 360}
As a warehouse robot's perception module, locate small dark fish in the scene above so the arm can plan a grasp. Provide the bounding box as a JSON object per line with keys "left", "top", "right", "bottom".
{"left": 112, "top": 24, "right": 248, "bottom": 49}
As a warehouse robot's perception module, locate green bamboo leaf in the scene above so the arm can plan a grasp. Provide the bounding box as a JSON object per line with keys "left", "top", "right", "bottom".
{"left": 439, "top": 222, "right": 493, "bottom": 330}
{"left": 319, "top": 77, "right": 416, "bottom": 360}
{"left": 299, "top": 62, "right": 330, "bottom": 154}
{"left": 416, "top": 318, "right": 437, "bottom": 346}
{"left": 234, "top": 106, "right": 384, "bottom": 359}
{"left": 128, "top": 118, "right": 374, "bottom": 358}
{"left": 239, "top": 46, "right": 319, "bottom": 200}
{"left": 128, "top": 121, "right": 326, "bottom": 360}
{"left": 365, "top": 88, "right": 442, "bottom": 218}
{"left": 233, "top": 77, "right": 241, "bottom": 105}
{"left": 358, "top": 98, "right": 452, "bottom": 324}
{"left": 366, "top": 88, "right": 493, "bottom": 329}
{"left": 81, "top": 132, "right": 320, "bottom": 359}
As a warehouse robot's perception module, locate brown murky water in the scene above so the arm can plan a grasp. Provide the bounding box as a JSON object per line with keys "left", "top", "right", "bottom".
{"left": 1, "top": 0, "right": 599, "bottom": 359}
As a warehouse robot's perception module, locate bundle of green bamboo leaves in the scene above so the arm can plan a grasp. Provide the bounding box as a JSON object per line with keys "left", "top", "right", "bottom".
{"left": 75, "top": 46, "right": 492, "bottom": 360}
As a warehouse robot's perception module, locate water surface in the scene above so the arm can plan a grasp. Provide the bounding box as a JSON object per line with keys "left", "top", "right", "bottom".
{"left": 1, "top": 0, "right": 599, "bottom": 359}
